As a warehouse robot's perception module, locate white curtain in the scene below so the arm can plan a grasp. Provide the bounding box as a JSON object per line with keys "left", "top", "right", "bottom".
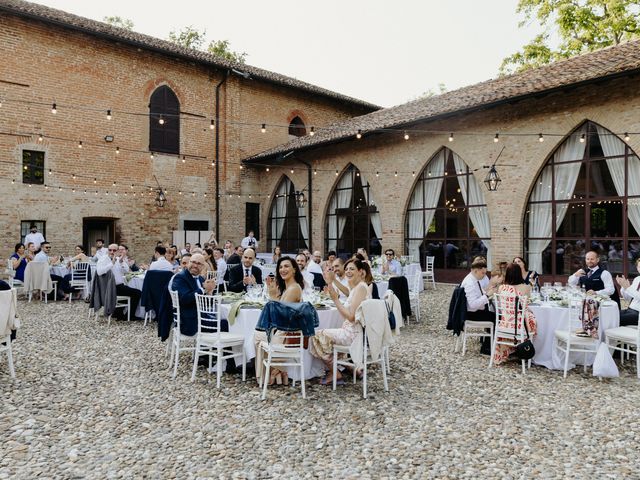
{"left": 298, "top": 202, "right": 309, "bottom": 249}
{"left": 453, "top": 153, "right": 492, "bottom": 266}
{"left": 596, "top": 125, "right": 640, "bottom": 236}
{"left": 270, "top": 179, "right": 289, "bottom": 250}
{"left": 327, "top": 172, "right": 353, "bottom": 251}
{"left": 527, "top": 125, "right": 587, "bottom": 272}
{"left": 406, "top": 150, "right": 445, "bottom": 262}
{"left": 360, "top": 172, "right": 382, "bottom": 242}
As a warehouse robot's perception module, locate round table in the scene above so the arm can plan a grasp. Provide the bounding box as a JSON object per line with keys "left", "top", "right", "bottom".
{"left": 50, "top": 265, "right": 70, "bottom": 277}
{"left": 125, "top": 274, "right": 146, "bottom": 318}
{"left": 219, "top": 303, "right": 343, "bottom": 380}
{"left": 529, "top": 301, "right": 619, "bottom": 371}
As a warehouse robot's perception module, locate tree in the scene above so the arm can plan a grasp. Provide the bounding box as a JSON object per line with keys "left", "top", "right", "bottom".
{"left": 414, "top": 83, "right": 448, "bottom": 101}
{"left": 500, "top": 0, "right": 640, "bottom": 75}
{"left": 167, "top": 27, "right": 247, "bottom": 64}
{"left": 103, "top": 16, "right": 134, "bottom": 31}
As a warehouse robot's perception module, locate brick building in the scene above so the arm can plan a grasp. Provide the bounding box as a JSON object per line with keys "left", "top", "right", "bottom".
{"left": 245, "top": 40, "right": 640, "bottom": 282}
{"left": 0, "top": 0, "right": 377, "bottom": 260}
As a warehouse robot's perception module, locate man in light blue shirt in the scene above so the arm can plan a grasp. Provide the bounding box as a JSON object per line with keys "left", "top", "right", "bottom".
{"left": 382, "top": 249, "right": 403, "bottom": 276}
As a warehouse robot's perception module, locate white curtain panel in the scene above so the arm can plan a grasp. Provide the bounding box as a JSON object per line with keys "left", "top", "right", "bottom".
{"left": 298, "top": 203, "right": 309, "bottom": 248}
{"left": 527, "top": 125, "right": 587, "bottom": 272}
{"left": 360, "top": 172, "right": 382, "bottom": 241}
{"left": 596, "top": 125, "right": 640, "bottom": 236}
{"left": 336, "top": 172, "right": 353, "bottom": 241}
{"left": 270, "top": 178, "right": 290, "bottom": 250}
{"left": 453, "top": 153, "right": 492, "bottom": 266}
{"left": 327, "top": 194, "right": 338, "bottom": 252}
{"left": 406, "top": 150, "right": 445, "bottom": 261}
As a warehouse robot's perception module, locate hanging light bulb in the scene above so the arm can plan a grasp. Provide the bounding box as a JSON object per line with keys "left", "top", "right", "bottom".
{"left": 448, "top": 133, "right": 454, "bottom": 142}
{"left": 93, "top": 178, "right": 97, "bottom": 184}
{"left": 309, "top": 126, "right": 315, "bottom": 136}
{"left": 261, "top": 123, "right": 266, "bottom": 133}
{"left": 624, "top": 132, "right": 630, "bottom": 141}
{"left": 48, "top": 169, "right": 52, "bottom": 175}
{"left": 356, "top": 130, "right": 362, "bottom": 139}
{"left": 112, "top": 181, "right": 116, "bottom": 187}
{"left": 72, "top": 174, "right": 76, "bottom": 180}
{"left": 38, "top": 134, "right": 43, "bottom": 142}
{"left": 182, "top": 156, "right": 186, "bottom": 164}
{"left": 106, "top": 109, "right": 112, "bottom": 120}
{"left": 412, "top": 171, "right": 416, "bottom": 177}
{"left": 404, "top": 131, "right": 409, "bottom": 140}
{"left": 580, "top": 133, "right": 586, "bottom": 143}
{"left": 375, "top": 171, "right": 379, "bottom": 177}
{"left": 494, "top": 133, "right": 499, "bottom": 143}
{"left": 78, "top": 141, "right": 83, "bottom": 148}
{"left": 150, "top": 152, "right": 154, "bottom": 159}
{"left": 538, "top": 133, "right": 544, "bottom": 142}
{"left": 11, "top": 179, "right": 15, "bottom": 184}
{"left": 210, "top": 119, "right": 215, "bottom": 130}
{"left": 116, "top": 146, "right": 120, "bottom": 155}
{"left": 335, "top": 169, "right": 339, "bottom": 176}
{"left": 290, "top": 168, "right": 294, "bottom": 174}
{"left": 51, "top": 103, "right": 57, "bottom": 114}
{"left": 313, "top": 169, "right": 317, "bottom": 175}
{"left": 158, "top": 115, "right": 165, "bottom": 125}
{"left": 240, "top": 165, "right": 244, "bottom": 170}
{"left": 394, "top": 171, "right": 398, "bottom": 177}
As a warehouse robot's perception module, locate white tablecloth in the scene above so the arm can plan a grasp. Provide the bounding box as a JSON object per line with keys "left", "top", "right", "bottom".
{"left": 125, "top": 274, "right": 146, "bottom": 318}
{"left": 50, "top": 265, "right": 70, "bottom": 277}
{"left": 529, "top": 302, "right": 619, "bottom": 370}
{"left": 219, "top": 303, "right": 343, "bottom": 380}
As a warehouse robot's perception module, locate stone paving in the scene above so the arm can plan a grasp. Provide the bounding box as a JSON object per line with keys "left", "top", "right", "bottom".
{"left": 1, "top": 285, "right": 639, "bottom": 479}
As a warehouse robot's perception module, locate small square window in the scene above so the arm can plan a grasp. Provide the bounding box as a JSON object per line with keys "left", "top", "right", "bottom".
{"left": 22, "top": 150, "right": 45, "bottom": 185}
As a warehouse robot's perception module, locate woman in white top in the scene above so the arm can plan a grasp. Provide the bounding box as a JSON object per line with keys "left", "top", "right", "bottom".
{"left": 616, "top": 258, "right": 640, "bottom": 326}
{"left": 310, "top": 258, "right": 371, "bottom": 385}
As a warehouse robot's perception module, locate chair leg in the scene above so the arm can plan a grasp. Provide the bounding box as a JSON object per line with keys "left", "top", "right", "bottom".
{"left": 261, "top": 355, "right": 271, "bottom": 400}
{"left": 300, "top": 354, "right": 306, "bottom": 399}
{"left": 332, "top": 349, "right": 338, "bottom": 391}
{"left": 563, "top": 343, "right": 570, "bottom": 379}
{"left": 216, "top": 347, "right": 222, "bottom": 389}
{"left": 241, "top": 349, "right": 246, "bottom": 382}
{"left": 362, "top": 361, "right": 368, "bottom": 399}
{"left": 189, "top": 343, "right": 199, "bottom": 381}
{"left": 381, "top": 358, "right": 389, "bottom": 392}
{"left": 461, "top": 331, "right": 468, "bottom": 356}
{"left": 6, "top": 343, "right": 15, "bottom": 378}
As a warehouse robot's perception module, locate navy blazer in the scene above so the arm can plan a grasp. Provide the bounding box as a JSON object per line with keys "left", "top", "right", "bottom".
{"left": 171, "top": 268, "right": 204, "bottom": 336}
{"left": 228, "top": 264, "right": 263, "bottom": 293}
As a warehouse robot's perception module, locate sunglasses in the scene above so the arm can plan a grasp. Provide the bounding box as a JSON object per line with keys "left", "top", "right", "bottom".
{"left": 108, "top": 249, "right": 117, "bottom": 252}
{"left": 385, "top": 253, "right": 393, "bottom": 256}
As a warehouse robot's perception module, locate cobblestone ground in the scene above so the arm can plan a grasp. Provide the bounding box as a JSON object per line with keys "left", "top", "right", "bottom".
{"left": 1, "top": 285, "right": 639, "bottom": 479}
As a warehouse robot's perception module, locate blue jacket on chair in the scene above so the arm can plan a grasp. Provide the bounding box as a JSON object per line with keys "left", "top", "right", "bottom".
{"left": 171, "top": 269, "right": 204, "bottom": 337}
{"left": 256, "top": 301, "right": 319, "bottom": 341}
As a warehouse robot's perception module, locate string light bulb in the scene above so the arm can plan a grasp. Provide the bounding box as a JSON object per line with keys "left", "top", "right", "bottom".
{"left": 78, "top": 141, "right": 82, "bottom": 148}
{"left": 266, "top": 167, "right": 270, "bottom": 172}
{"left": 412, "top": 171, "right": 416, "bottom": 177}
{"left": 11, "top": 179, "right": 15, "bottom": 184}
{"left": 150, "top": 152, "right": 154, "bottom": 159}
{"left": 394, "top": 171, "right": 398, "bottom": 177}
{"left": 448, "top": 133, "right": 454, "bottom": 142}
{"left": 158, "top": 115, "right": 165, "bottom": 125}
{"left": 313, "top": 169, "right": 317, "bottom": 175}
{"left": 356, "top": 130, "right": 362, "bottom": 139}
{"left": 51, "top": 103, "right": 57, "bottom": 114}
{"left": 404, "top": 131, "right": 409, "bottom": 140}
{"left": 38, "top": 134, "right": 43, "bottom": 142}
{"left": 261, "top": 124, "right": 266, "bottom": 133}
{"left": 538, "top": 133, "right": 544, "bottom": 142}
{"left": 580, "top": 133, "right": 586, "bottom": 143}
{"left": 106, "top": 109, "right": 112, "bottom": 120}
{"left": 72, "top": 174, "right": 76, "bottom": 180}
{"left": 290, "top": 168, "right": 294, "bottom": 174}
{"left": 494, "top": 133, "right": 499, "bottom": 143}
{"left": 624, "top": 132, "right": 630, "bottom": 141}
{"left": 335, "top": 169, "right": 339, "bottom": 176}
{"left": 210, "top": 119, "right": 215, "bottom": 130}
{"left": 182, "top": 156, "right": 186, "bottom": 164}
{"left": 48, "top": 169, "right": 52, "bottom": 175}
{"left": 376, "top": 171, "right": 379, "bottom": 177}
{"left": 94, "top": 178, "right": 97, "bottom": 184}
{"left": 309, "top": 126, "right": 315, "bottom": 136}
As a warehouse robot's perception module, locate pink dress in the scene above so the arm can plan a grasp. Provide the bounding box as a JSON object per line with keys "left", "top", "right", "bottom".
{"left": 309, "top": 282, "right": 370, "bottom": 362}
{"left": 493, "top": 285, "right": 537, "bottom": 365}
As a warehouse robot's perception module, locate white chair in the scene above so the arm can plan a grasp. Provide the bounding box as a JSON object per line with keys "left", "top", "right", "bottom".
{"left": 92, "top": 295, "right": 130, "bottom": 325}
{"left": 422, "top": 256, "right": 435, "bottom": 289}
{"left": 553, "top": 298, "right": 599, "bottom": 378}
{"left": 167, "top": 290, "right": 196, "bottom": 378}
{"left": 0, "top": 288, "right": 18, "bottom": 378}
{"left": 0, "top": 335, "right": 15, "bottom": 378}
{"left": 260, "top": 330, "right": 306, "bottom": 400}
{"left": 68, "top": 262, "right": 90, "bottom": 302}
{"left": 6, "top": 259, "right": 23, "bottom": 293}
{"left": 455, "top": 319, "right": 494, "bottom": 357}
{"left": 191, "top": 294, "right": 245, "bottom": 388}
{"left": 205, "top": 270, "right": 217, "bottom": 281}
{"left": 489, "top": 292, "right": 530, "bottom": 374}
{"left": 407, "top": 272, "right": 422, "bottom": 323}
{"left": 605, "top": 325, "right": 640, "bottom": 379}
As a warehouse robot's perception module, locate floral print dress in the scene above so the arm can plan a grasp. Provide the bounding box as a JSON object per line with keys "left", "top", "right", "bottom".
{"left": 494, "top": 284, "right": 538, "bottom": 365}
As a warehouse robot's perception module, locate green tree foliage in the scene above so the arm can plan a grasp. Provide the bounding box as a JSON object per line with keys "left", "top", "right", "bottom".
{"left": 103, "top": 16, "right": 134, "bottom": 31}
{"left": 167, "top": 27, "right": 247, "bottom": 64}
{"left": 415, "top": 83, "right": 448, "bottom": 101}
{"left": 500, "top": 0, "right": 640, "bottom": 75}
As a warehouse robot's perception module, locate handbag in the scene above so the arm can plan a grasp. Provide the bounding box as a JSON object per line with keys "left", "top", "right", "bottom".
{"left": 385, "top": 299, "right": 396, "bottom": 330}
{"left": 513, "top": 296, "right": 535, "bottom": 360}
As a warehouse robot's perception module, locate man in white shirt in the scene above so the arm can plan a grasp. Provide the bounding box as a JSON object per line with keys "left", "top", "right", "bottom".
{"left": 326, "top": 257, "right": 349, "bottom": 299}
{"left": 307, "top": 250, "right": 323, "bottom": 274}
{"left": 34, "top": 242, "right": 58, "bottom": 264}
{"left": 92, "top": 239, "right": 109, "bottom": 261}
{"left": 34, "top": 241, "right": 68, "bottom": 300}
{"left": 381, "top": 249, "right": 403, "bottom": 276}
{"left": 567, "top": 250, "right": 616, "bottom": 297}
{"left": 168, "top": 254, "right": 191, "bottom": 291}
{"left": 461, "top": 257, "right": 496, "bottom": 354}
{"left": 296, "top": 253, "right": 314, "bottom": 290}
{"left": 24, "top": 225, "right": 45, "bottom": 251}
{"left": 240, "top": 230, "right": 258, "bottom": 249}
{"left": 96, "top": 243, "right": 142, "bottom": 319}
{"left": 213, "top": 247, "right": 227, "bottom": 288}
{"left": 616, "top": 258, "right": 640, "bottom": 326}
{"left": 148, "top": 246, "right": 175, "bottom": 272}
{"left": 180, "top": 242, "right": 191, "bottom": 256}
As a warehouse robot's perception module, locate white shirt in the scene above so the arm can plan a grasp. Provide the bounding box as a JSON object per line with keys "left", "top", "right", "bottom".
{"left": 301, "top": 270, "right": 314, "bottom": 291}
{"left": 241, "top": 236, "right": 258, "bottom": 249}
{"left": 621, "top": 276, "right": 640, "bottom": 312}
{"left": 307, "top": 260, "right": 323, "bottom": 274}
{"left": 567, "top": 266, "right": 615, "bottom": 296}
{"left": 96, "top": 255, "right": 129, "bottom": 285}
{"left": 216, "top": 258, "right": 227, "bottom": 285}
{"left": 384, "top": 259, "right": 403, "bottom": 276}
{"left": 93, "top": 247, "right": 109, "bottom": 261}
{"left": 461, "top": 272, "right": 490, "bottom": 312}
{"left": 148, "top": 256, "right": 175, "bottom": 272}
{"left": 34, "top": 251, "right": 50, "bottom": 263}
{"left": 25, "top": 232, "right": 45, "bottom": 250}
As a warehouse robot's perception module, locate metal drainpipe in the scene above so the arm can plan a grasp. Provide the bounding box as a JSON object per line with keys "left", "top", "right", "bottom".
{"left": 298, "top": 159, "right": 313, "bottom": 251}
{"left": 214, "top": 70, "right": 229, "bottom": 240}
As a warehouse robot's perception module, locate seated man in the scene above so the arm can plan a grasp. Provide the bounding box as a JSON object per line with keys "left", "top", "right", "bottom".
{"left": 168, "top": 253, "right": 191, "bottom": 291}
{"left": 227, "top": 248, "right": 263, "bottom": 293}
{"left": 33, "top": 241, "right": 70, "bottom": 300}
{"left": 568, "top": 250, "right": 620, "bottom": 305}
{"left": 96, "top": 243, "right": 142, "bottom": 320}
{"left": 307, "top": 251, "right": 323, "bottom": 274}
{"left": 381, "top": 249, "right": 403, "bottom": 276}
{"left": 170, "top": 253, "right": 217, "bottom": 336}
{"left": 324, "top": 257, "right": 349, "bottom": 299}
{"left": 615, "top": 258, "right": 640, "bottom": 326}
{"left": 461, "top": 257, "right": 496, "bottom": 354}
{"left": 295, "top": 253, "right": 314, "bottom": 290}
{"left": 226, "top": 245, "right": 243, "bottom": 266}
{"left": 213, "top": 248, "right": 227, "bottom": 289}
{"left": 148, "top": 245, "right": 175, "bottom": 272}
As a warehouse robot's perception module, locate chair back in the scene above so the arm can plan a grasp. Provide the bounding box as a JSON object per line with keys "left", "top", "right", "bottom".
{"left": 23, "top": 261, "right": 53, "bottom": 294}
{"left": 7, "top": 258, "right": 14, "bottom": 274}
{"left": 206, "top": 270, "right": 217, "bottom": 281}
{"left": 494, "top": 291, "right": 528, "bottom": 342}
{"left": 195, "top": 293, "right": 222, "bottom": 337}
{"left": 425, "top": 256, "right": 435, "bottom": 273}
{"left": 70, "top": 262, "right": 90, "bottom": 285}
{"left": 169, "top": 289, "right": 181, "bottom": 332}
{"left": 407, "top": 272, "right": 421, "bottom": 294}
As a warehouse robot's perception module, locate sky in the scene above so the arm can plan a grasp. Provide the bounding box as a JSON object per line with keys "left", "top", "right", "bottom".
{"left": 29, "top": 0, "right": 543, "bottom": 108}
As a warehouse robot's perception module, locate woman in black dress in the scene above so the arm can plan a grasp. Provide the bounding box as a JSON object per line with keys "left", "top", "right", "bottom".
{"left": 513, "top": 256, "right": 540, "bottom": 290}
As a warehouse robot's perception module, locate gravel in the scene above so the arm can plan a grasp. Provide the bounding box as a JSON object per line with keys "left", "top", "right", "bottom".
{"left": 1, "top": 285, "right": 639, "bottom": 479}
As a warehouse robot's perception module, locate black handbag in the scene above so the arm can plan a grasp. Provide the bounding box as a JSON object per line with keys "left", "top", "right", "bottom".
{"left": 385, "top": 300, "right": 396, "bottom": 330}
{"left": 513, "top": 296, "right": 535, "bottom": 360}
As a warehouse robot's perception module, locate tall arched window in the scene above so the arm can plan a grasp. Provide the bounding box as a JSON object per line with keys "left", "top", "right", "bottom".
{"left": 149, "top": 85, "right": 180, "bottom": 154}
{"left": 267, "top": 177, "right": 309, "bottom": 252}
{"left": 524, "top": 121, "right": 640, "bottom": 279}
{"left": 288, "top": 116, "right": 306, "bottom": 137}
{"left": 325, "top": 165, "right": 382, "bottom": 257}
{"left": 405, "top": 148, "right": 491, "bottom": 279}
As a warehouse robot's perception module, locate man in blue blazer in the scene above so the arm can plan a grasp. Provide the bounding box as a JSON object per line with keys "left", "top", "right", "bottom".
{"left": 171, "top": 253, "right": 216, "bottom": 336}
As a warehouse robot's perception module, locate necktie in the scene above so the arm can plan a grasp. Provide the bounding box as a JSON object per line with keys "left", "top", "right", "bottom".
{"left": 245, "top": 268, "right": 250, "bottom": 277}
{"left": 587, "top": 269, "right": 593, "bottom": 278}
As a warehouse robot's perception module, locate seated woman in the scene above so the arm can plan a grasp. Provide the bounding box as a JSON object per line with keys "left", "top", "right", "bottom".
{"left": 356, "top": 248, "right": 370, "bottom": 265}
{"left": 202, "top": 247, "right": 217, "bottom": 280}
{"left": 493, "top": 263, "right": 537, "bottom": 365}
{"left": 272, "top": 245, "right": 282, "bottom": 264}
{"left": 26, "top": 242, "right": 36, "bottom": 261}
{"left": 513, "top": 256, "right": 540, "bottom": 290}
{"left": 10, "top": 243, "right": 29, "bottom": 283}
{"left": 310, "top": 258, "right": 370, "bottom": 385}
{"left": 254, "top": 256, "right": 305, "bottom": 385}
{"left": 68, "top": 245, "right": 89, "bottom": 264}
{"left": 166, "top": 247, "right": 180, "bottom": 269}
{"left": 490, "top": 261, "right": 508, "bottom": 287}
{"left": 615, "top": 258, "right": 640, "bottom": 326}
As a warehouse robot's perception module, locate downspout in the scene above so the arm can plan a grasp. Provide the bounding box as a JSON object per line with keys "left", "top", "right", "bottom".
{"left": 298, "top": 159, "right": 313, "bottom": 251}
{"left": 214, "top": 70, "right": 229, "bottom": 241}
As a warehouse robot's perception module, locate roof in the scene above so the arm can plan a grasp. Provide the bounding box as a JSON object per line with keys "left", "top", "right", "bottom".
{"left": 0, "top": 0, "right": 379, "bottom": 111}
{"left": 244, "top": 38, "right": 640, "bottom": 163}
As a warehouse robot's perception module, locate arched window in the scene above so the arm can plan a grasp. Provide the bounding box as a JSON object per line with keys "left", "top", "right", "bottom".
{"left": 524, "top": 121, "right": 640, "bottom": 279}
{"left": 288, "top": 116, "right": 306, "bottom": 137}
{"left": 405, "top": 148, "right": 491, "bottom": 278}
{"left": 325, "top": 165, "right": 382, "bottom": 257}
{"left": 149, "top": 85, "right": 180, "bottom": 154}
{"left": 267, "top": 177, "right": 309, "bottom": 252}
